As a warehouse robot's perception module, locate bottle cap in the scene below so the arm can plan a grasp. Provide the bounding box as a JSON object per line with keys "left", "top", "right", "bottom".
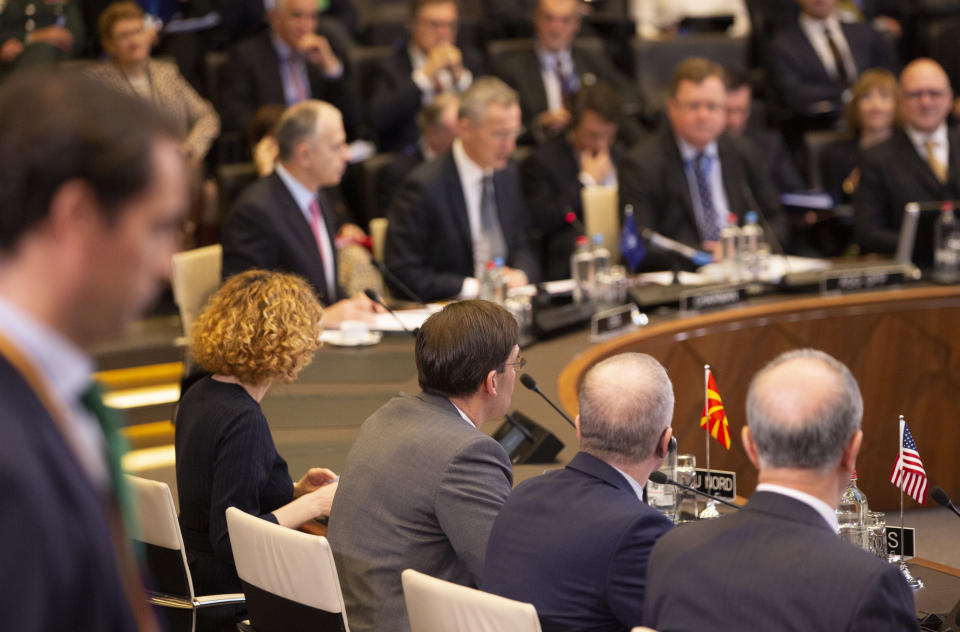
{"left": 575, "top": 235, "right": 589, "bottom": 247}
{"left": 745, "top": 211, "right": 758, "bottom": 224}
{"left": 493, "top": 256, "right": 505, "bottom": 267}
{"left": 727, "top": 213, "right": 738, "bottom": 226}
{"left": 485, "top": 260, "right": 496, "bottom": 269}
{"left": 593, "top": 233, "right": 604, "bottom": 245}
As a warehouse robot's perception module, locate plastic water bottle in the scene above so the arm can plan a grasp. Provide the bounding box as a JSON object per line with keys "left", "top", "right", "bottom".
{"left": 571, "top": 236, "right": 595, "bottom": 303}
{"left": 646, "top": 438, "right": 678, "bottom": 523}
{"left": 591, "top": 233, "right": 611, "bottom": 275}
{"left": 740, "top": 211, "right": 764, "bottom": 281}
{"left": 480, "top": 259, "right": 507, "bottom": 305}
{"left": 836, "top": 471, "right": 870, "bottom": 550}
{"left": 719, "top": 213, "right": 742, "bottom": 283}
{"left": 934, "top": 202, "right": 960, "bottom": 284}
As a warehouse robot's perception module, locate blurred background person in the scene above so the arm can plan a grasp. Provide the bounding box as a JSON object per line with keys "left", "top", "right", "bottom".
{"left": 631, "top": 0, "right": 751, "bottom": 39}
{"left": 176, "top": 269, "right": 339, "bottom": 603}
{"left": 821, "top": 68, "right": 899, "bottom": 205}
{"left": 0, "top": 0, "right": 85, "bottom": 76}
{"left": 87, "top": 2, "right": 220, "bottom": 169}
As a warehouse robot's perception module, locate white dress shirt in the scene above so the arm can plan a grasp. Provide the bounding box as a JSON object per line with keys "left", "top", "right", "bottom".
{"left": 631, "top": 0, "right": 751, "bottom": 39}
{"left": 612, "top": 464, "right": 648, "bottom": 502}
{"left": 409, "top": 44, "right": 473, "bottom": 105}
{"left": 536, "top": 47, "right": 577, "bottom": 112}
{"left": 906, "top": 122, "right": 949, "bottom": 174}
{"left": 677, "top": 137, "right": 731, "bottom": 238}
{"left": 756, "top": 482, "right": 840, "bottom": 532}
{"left": 275, "top": 163, "right": 337, "bottom": 297}
{"left": 452, "top": 139, "right": 496, "bottom": 297}
{"left": 798, "top": 13, "right": 857, "bottom": 84}
{"left": 0, "top": 295, "right": 108, "bottom": 488}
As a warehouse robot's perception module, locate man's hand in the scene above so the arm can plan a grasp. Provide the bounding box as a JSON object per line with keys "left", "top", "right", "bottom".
{"left": 0, "top": 38, "right": 23, "bottom": 63}
{"left": 702, "top": 240, "right": 721, "bottom": 263}
{"left": 28, "top": 26, "right": 74, "bottom": 52}
{"left": 422, "top": 43, "right": 463, "bottom": 81}
{"left": 320, "top": 292, "right": 386, "bottom": 329}
{"left": 294, "top": 467, "right": 338, "bottom": 497}
{"left": 503, "top": 267, "right": 528, "bottom": 289}
{"left": 580, "top": 149, "right": 614, "bottom": 185}
{"left": 298, "top": 33, "right": 340, "bottom": 75}
{"left": 337, "top": 222, "right": 367, "bottom": 241}
{"left": 536, "top": 108, "right": 571, "bottom": 135}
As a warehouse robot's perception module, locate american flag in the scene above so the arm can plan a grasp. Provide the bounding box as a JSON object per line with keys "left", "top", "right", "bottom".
{"left": 890, "top": 418, "right": 927, "bottom": 504}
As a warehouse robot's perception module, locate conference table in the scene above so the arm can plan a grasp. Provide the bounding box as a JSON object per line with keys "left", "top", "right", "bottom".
{"left": 265, "top": 283, "right": 960, "bottom": 512}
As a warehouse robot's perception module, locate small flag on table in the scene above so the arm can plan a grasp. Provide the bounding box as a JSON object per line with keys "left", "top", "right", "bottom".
{"left": 890, "top": 418, "right": 927, "bottom": 504}
{"left": 700, "top": 368, "right": 731, "bottom": 450}
{"left": 619, "top": 205, "right": 646, "bottom": 272}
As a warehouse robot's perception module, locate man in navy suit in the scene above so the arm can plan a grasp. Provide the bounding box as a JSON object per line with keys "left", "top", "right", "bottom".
{"left": 0, "top": 70, "right": 187, "bottom": 631}
{"left": 645, "top": 349, "right": 919, "bottom": 632}
{"left": 768, "top": 0, "right": 894, "bottom": 124}
{"left": 483, "top": 353, "right": 675, "bottom": 632}
{"left": 385, "top": 77, "right": 539, "bottom": 301}
{"left": 222, "top": 0, "right": 359, "bottom": 138}
{"left": 221, "top": 100, "right": 380, "bottom": 327}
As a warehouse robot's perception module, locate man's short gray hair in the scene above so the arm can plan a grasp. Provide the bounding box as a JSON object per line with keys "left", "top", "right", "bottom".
{"left": 275, "top": 100, "right": 340, "bottom": 162}
{"left": 747, "top": 349, "right": 863, "bottom": 471}
{"left": 458, "top": 76, "right": 518, "bottom": 123}
{"left": 578, "top": 353, "right": 674, "bottom": 465}
{"left": 417, "top": 93, "right": 459, "bottom": 133}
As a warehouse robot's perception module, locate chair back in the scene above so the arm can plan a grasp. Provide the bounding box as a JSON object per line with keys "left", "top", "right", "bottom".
{"left": 122, "top": 445, "right": 178, "bottom": 512}
{"left": 582, "top": 185, "right": 621, "bottom": 263}
{"left": 369, "top": 218, "right": 389, "bottom": 263}
{"left": 171, "top": 244, "right": 222, "bottom": 337}
{"left": 226, "top": 507, "right": 349, "bottom": 632}
{"left": 126, "top": 475, "right": 195, "bottom": 601}
{"left": 401, "top": 569, "right": 542, "bottom": 632}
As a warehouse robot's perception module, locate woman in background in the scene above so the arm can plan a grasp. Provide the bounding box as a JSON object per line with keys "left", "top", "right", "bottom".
{"left": 175, "top": 270, "right": 337, "bottom": 596}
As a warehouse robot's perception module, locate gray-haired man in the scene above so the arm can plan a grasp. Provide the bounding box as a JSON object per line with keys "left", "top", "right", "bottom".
{"left": 645, "top": 349, "right": 919, "bottom": 632}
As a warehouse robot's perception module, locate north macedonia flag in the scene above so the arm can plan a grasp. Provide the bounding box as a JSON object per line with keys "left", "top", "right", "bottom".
{"left": 700, "top": 369, "right": 731, "bottom": 449}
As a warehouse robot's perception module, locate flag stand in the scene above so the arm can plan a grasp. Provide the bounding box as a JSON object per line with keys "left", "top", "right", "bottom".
{"left": 894, "top": 414, "right": 924, "bottom": 590}
{"left": 698, "top": 364, "right": 720, "bottom": 520}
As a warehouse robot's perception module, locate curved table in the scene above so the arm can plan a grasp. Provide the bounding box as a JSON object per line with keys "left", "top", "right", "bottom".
{"left": 557, "top": 285, "right": 960, "bottom": 510}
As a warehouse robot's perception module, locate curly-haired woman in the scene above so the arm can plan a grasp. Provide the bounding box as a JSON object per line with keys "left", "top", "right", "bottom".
{"left": 175, "top": 269, "right": 337, "bottom": 595}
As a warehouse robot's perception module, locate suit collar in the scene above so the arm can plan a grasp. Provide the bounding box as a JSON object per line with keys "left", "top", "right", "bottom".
{"left": 891, "top": 128, "right": 952, "bottom": 192}
{"left": 415, "top": 391, "right": 478, "bottom": 427}
{"left": 566, "top": 451, "right": 636, "bottom": 495}
{"left": 744, "top": 490, "right": 837, "bottom": 534}
{"left": 440, "top": 148, "right": 477, "bottom": 256}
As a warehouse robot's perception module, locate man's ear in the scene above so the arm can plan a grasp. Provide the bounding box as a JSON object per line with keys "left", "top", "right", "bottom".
{"left": 482, "top": 368, "right": 498, "bottom": 397}
{"left": 742, "top": 426, "right": 761, "bottom": 469}
{"left": 574, "top": 414, "right": 581, "bottom": 440}
{"left": 840, "top": 429, "right": 863, "bottom": 474}
{"left": 656, "top": 427, "right": 673, "bottom": 458}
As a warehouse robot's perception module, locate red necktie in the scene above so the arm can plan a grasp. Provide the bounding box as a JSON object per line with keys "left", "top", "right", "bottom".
{"left": 309, "top": 198, "right": 330, "bottom": 282}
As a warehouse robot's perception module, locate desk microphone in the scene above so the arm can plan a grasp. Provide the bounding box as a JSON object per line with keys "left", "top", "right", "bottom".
{"left": 648, "top": 470, "right": 740, "bottom": 510}
{"left": 372, "top": 260, "right": 426, "bottom": 307}
{"left": 363, "top": 289, "right": 417, "bottom": 337}
{"left": 519, "top": 373, "right": 576, "bottom": 429}
{"left": 931, "top": 486, "right": 960, "bottom": 520}
{"left": 640, "top": 228, "right": 713, "bottom": 267}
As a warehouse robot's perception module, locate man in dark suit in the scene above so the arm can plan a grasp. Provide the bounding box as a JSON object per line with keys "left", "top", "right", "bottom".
{"left": 328, "top": 301, "right": 519, "bottom": 632}
{"left": 645, "top": 349, "right": 919, "bottom": 632}
{"left": 221, "top": 100, "right": 380, "bottom": 327}
{"left": 522, "top": 81, "right": 627, "bottom": 280}
{"left": 494, "top": 0, "right": 638, "bottom": 144}
{"left": 619, "top": 58, "right": 788, "bottom": 271}
{"left": 221, "top": 0, "right": 359, "bottom": 138}
{"left": 376, "top": 92, "right": 460, "bottom": 216}
{"left": 768, "top": 0, "right": 894, "bottom": 125}
{"left": 484, "top": 353, "right": 674, "bottom": 632}
{"left": 368, "top": 0, "right": 484, "bottom": 153}
{"left": 854, "top": 58, "right": 960, "bottom": 267}
{"left": 385, "top": 77, "right": 539, "bottom": 301}
{"left": 0, "top": 71, "right": 187, "bottom": 631}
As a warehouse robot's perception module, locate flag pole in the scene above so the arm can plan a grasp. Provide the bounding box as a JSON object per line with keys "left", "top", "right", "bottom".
{"left": 896, "top": 414, "right": 924, "bottom": 590}
{"left": 704, "top": 365, "right": 710, "bottom": 476}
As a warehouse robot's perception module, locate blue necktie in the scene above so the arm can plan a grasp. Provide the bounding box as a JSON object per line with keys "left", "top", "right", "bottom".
{"left": 692, "top": 152, "right": 720, "bottom": 241}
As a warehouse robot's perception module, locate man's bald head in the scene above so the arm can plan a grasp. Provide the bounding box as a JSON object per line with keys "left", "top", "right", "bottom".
{"left": 900, "top": 58, "right": 953, "bottom": 134}
{"left": 747, "top": 349, "right": 862, "bottom": 471}
{"left": 578, "top": 353, "right": 674, "bottom": 465}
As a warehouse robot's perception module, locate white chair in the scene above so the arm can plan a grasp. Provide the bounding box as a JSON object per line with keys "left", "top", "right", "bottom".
{"left": 171, "top": 244, "right": 222, "bottom": 341}
{"left": 122, "top": 444, "right": 178, "bottom": 512}
{"left": 401, "top": 569, "right": 542, "bottom": 632}
{"left": 225, "top": 507, "right": 350, "bottom": 632}
{"left": 582, "top": 185, "right": 621, "bottom": 263}
{"left": 126, "top": 475, "right": 244, "bottom": 632}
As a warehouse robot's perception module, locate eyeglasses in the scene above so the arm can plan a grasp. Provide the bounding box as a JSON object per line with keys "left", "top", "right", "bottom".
{"left": 503, "top": 356, "right": 527, "bottom": 371}
{"left": 674, "top": 100, "right": 725, "bottom": 113}
{"left": 903, "top": 89, "right": 949, "bottom": 101}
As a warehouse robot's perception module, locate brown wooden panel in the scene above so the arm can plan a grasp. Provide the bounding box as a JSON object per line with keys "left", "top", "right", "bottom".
{"left": 557, "top": 286, "right": 960, "bottom": 509}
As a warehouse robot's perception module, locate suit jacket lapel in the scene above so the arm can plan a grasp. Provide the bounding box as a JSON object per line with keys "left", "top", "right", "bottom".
{"left": 443, "top": 153, "right": 475, "bottom": 260}
{"left": 524, "top": 50, "right": 549, "bottom": 119}
{"left": 719, "top": 138, "right": 744, "bottom": 221}
{"left": 664, "top": 131, "right": 699, "bottom": 234}
{"left": 260, "top": 34, "right": 287, "bottom": 105}
{"left": 897, "top": 130, "right": 946, "bottom": 194}
{"left": 795, "top": 28, "right": 833, "bottom": 84}
{"left": 270, "top": 173, "right": 331, "bottom": 299}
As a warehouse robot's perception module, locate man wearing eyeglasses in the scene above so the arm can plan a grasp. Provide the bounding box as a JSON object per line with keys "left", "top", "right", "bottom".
{"left": 619, "top": 57, "right": 788, "bottom": 271}
{"left": 854, "top": 58, "right": 960, "bottom": 267}
{"left": 368, "top": 0, "right": 485, "bottom": 153}
{"left": 484, "top": 352, "right": 675, "bottom": 631}
{"left": 328, "top": 300, "right": 521, "bottom": 632}
{"left": 385, "top": 76, "right": 539, "bottom": 301}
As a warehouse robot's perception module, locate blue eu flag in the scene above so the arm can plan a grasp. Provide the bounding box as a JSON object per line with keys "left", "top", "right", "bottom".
{"left": 620, "top": 210, "right": 645, "bottom": 272}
